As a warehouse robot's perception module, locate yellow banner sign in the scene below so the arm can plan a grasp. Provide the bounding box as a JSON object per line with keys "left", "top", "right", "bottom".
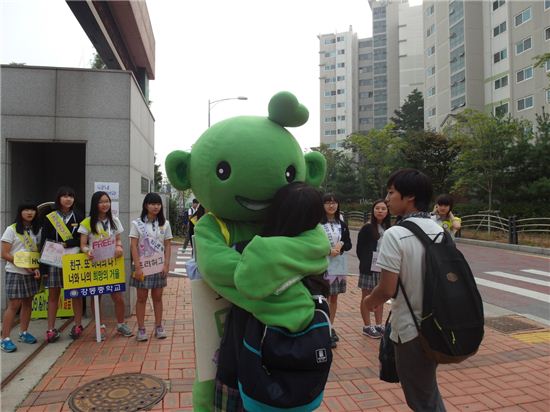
{"left": 62, "top": 253, "right": 126, "bottom": 290}
{"left": 14, "top": 251, "right": 41, "bottom": 269}
{"left": 31, "top": 288, "right": 74, "bottom": 319}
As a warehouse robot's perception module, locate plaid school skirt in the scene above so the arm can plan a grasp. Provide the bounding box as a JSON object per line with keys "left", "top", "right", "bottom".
{"left": 44, "top": 265, "right": 64, "bottom": 289}
{"left": 328, "top": 277, "right": 347, "bottom": 296}
{"left": 358, "top": 271, "right": 381, "bottom": 290}
{"left": 214, "top": 379, "right": 244, "bottom": 412}
{"left": 130, "top": 271, "right": 167, "bottom": 289}
{"left": 5, "top": 271, "right": 40, "bottom": 299}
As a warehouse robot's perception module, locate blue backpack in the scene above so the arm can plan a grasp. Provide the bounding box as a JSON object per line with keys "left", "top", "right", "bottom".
{"left": 237, "top": 295, "right": 333, "bottom": 411}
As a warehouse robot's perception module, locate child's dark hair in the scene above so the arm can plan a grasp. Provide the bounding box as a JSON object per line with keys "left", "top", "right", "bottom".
{"left": 15, "top": 203, "right": 40, "bottom": 235}
{"left": 435, "top": 194, "right": 454, "bottom": 210}
{"left": 368, "top": 199, "right": 391, "bottom": 240}
{"left": 386, "top": 168, "right": 433, "bottom": 212}
{"left": 262, "top": 182, "right": 324, "bottom": 237}
{"left": 320, "top": 193, "right": 341, "bottom": 223}
{"left": 140, "top": 192, "right": 166, "bottom": 226}
{"left": 89, "top": 191, "right": 117, "bottom": 235}
{"left": 54, "top": 186, "right": 76, "bottom": 211}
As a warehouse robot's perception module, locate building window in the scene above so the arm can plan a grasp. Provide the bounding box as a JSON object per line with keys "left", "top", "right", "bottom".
{"left": 451, "top": 96, "right": 466, "bottom": 111}
{"left": 324, "top": 64, "right": 335, "bottom": 71}
{"left": 546, "top": 0, "right": 550, "bottom": 10}
{"left": 426, "top": 24, "right": 435, "bottom": 37}
{"left": 545, "top": 27, "right": 550, "bottom": 41}
{"left": 494, "top": 102, "right": 508, "bottom": 117}
{"left": 517, "top": 96, "right": 533, "bottom": 111}
{"left": 374, "top": 118, "right": 387, "bottom": 129}
{"left": 492, "top": 0, "right": 505, "bottom": 11}
{"left": 374, "top": 76, "right": 387, "bottom": 88}
{"left": 516, "top": 66, "right": 533, "bottom": 83}
{"left": 324, "top": 116, "right": 336, "bottom": 123}
{"left": 427, "top": 107, "right": 436, "bottom": 117}
{"left": 373, "top": 34, "right": 387, "bottom": 48}
{"left": 515, "top": 37, "right": 532, "bottom": 55}
{"left": 359, "top": 66, "right": 373, "bottom": 74}
{"left": 449, "top": 0, "right": 464, "bottom": 26}
{"left": 359, "top": 40, "right": 372, "bottom": 48}
{"left": 374, "top": 90, "right": 387, "bottom": 103}
{"left": 426, "top": 45, "right": 435, "bottom": 57}
{"left": 427, "top": 86, "right": 436, "bottom": 97}
{"left": 359, "top": 118, "right": 370, "bottom": 125}
{"left": 324, "top": 103, "right": 336, "bottom": 110}
{"left": 337, "top": 62, "right": 345, "bottom": 68}
{"left": 324, "top": 51, "right": 336, "bottom": 58}
{"left": 324, "top": 38, "right": 335, "bottom": 45}
{"left": 494, "top": 75, "right": 508, "bottom": 89}
{"left": 359, "top": 79, "right": 372, "bottom": 86}
{"left": 337, "top": 49, "right": 345, "bottom": 55}
{"left": 324, "top": 130, "right": 337, "bottom": 136}
{"left": 373, "top": 7, "right": 387, "bottom": 20}
{"left": 336, "top": 89, "right": 345, "bottom": 95}
{"left": 336, "top": 36, "right": 344, "bottom": 42}
{"left": 546, "top": 90, "right": 550, "bottom": 104}
{"left": 426, "top": 66, "right": 436, "bottom": 76}
{"left": 373, "top": 20, "right": 386, "bottom": 34}
{"left": 374, "top": 62, "right": 386, "bottom": 75}
{"left": 337, "top": 115, "right": 346, "bottom": 121}
{"left": 374, "top": 103, "right": 387, "bottom": 116}
{"left": 374, "top": 48, "right": 387, "bottom": 61}
{"left": 493, "top": 48, "right": 507, "bottom": 63}
{"left": 359, "top": 53, "right": 372, "bottom": 60}
{"left": 450, "top": 45, "right": 465, "bottom": 74}
{"left": 493, "top": 21, "right": 506, "bottom": 37}
{"left": 337, "top": 102, "right": 346, "bottom": 108}
{"left": 546, "top": 60, "right": 550, "bottom": 72}
{"left": 324, "top": 77, "right": 335, "bottom": 84}
{"left": 336, "top": 75, "right": 345, "bottom": 81}
{"left": 514, "top": 7, "right": 531, "bottom": 27}
{"left": 324, "top": 90, "right": 336, "bottom": 97}
{"left": 426, "top": 4, "right": 434, "bottom": 16}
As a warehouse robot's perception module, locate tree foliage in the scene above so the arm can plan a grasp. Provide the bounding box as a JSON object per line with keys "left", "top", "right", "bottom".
{"left": 391, "top": 89, "right": 424, "bottom": 135}
{"left": 90, "top": 52, "right": 107, "bottom": 69}
{"left": 313, "top": 145, "right": 360, "bottom": 201}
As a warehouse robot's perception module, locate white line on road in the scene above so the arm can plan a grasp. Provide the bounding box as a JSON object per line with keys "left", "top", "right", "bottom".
{"left": 174, "top": 268, "right": 187, "bottom": 273}
{"left": 521, "top": 269, "right": 550, "bottom": 278}
{"left": 475, "top": 277, "right": 550, "bottom": 303}
{"left": 484, "top": 271, "right": 550, "bottom": 287}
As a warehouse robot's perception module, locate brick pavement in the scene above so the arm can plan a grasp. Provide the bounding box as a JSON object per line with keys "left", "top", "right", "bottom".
{"left": 13, "top": 269, "right": 550, "bottom": 411}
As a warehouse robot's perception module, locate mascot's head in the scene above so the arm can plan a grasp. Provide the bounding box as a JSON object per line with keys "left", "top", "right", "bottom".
{"left": 165, "top": 91, "right": 326, "bottom": 222}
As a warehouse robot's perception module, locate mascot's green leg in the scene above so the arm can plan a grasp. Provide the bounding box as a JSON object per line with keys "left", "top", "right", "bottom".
{"left": 192, "top": 378, "right": 215, "bottom": 411}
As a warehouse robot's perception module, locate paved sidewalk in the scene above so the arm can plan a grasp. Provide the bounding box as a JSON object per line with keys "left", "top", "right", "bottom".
{"left": 7, "top": 246, "right": 550, "bottom": 411}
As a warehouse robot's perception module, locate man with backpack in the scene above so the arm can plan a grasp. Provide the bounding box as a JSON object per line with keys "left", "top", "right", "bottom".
{"left": 364, "top": 168, "right": 447, "bottom": 411}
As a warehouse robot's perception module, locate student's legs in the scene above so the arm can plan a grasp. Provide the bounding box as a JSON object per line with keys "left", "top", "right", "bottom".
{"left": 135, "top": 288, "right": 149, "bottom": 328}
{"left": 151, "top": 288, "right": 164, "bottom": 326}
{"left": 2, "top": 299, "right": 22, "bottom": 338}
{"left": 47, "top": 287, "right": 60, "bottom": 330}
{"left": 360, "top": 288, "right": 372, "bottom": 326}
{"left": 111, "top": 292, "right": 126, "bottom": 324}
{"left": 71, "top": 297, "right": 83, "bottom": 326}
{"left": 395, "top": 337, "right": 446, "bottom": 411}
{"left": 19, "top": 297, "right": 33, "bottom": 332}
{"left": 329, "top": 294, "right": 338, "bottom": 324}
{"left": 374, "top": 301, "right": 384, "bottom": 325}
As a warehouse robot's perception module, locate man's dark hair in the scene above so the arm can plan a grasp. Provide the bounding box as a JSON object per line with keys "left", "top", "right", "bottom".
{"left": 262, "top": 182, "right": 324, "bottom": 237}
{"left": 387, "top": 168, "right": 433, "bottom": 212}
{"left": 435, "top": 194, "right": 454, "bottom": 210}
{"left": 192, "top": 199, "right": 199, "bottom": 205}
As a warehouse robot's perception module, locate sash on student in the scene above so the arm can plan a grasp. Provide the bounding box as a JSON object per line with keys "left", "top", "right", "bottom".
{"left": 46, "top": 211, "right": 73, "bottom": 241}
{"left": 134, "top": 218, "right": 165, "bottom": 276}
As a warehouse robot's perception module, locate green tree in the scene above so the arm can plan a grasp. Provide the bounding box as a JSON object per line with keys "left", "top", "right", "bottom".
{"left": 313, "top": 145, "right": 361, "bottom": 201}
{"left": 534, "top": 52, "right": 550, "bottom": 84}
{"left": 447, "top": 110, "right": 518, "bottom": 210}
{"left": 400, "top": 130, "right": 458, "bottom": 195}
{"left": 347, "top": 124, "right": 402, "bottom": 199}
{"left": 90, "top": 52, "right": 107, "bottom": 69}
{"left": 391, "top": 89, "right": 424, "bottom": 135}
{"left": 154, "top": 155, "right": 163, "bottom": 191}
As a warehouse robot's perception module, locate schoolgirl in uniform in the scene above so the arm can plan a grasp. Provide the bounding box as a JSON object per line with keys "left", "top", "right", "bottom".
{"left": 39, "top": 186, "right": 84, "bottom": 343}
{"left": 321, "top": 193, "right": 352, "bottom": 348}
{"left": 1, "top": 204, "right": 42, "bottom": 352}
{"left": 130, "top": 193, "right": 173, "bottom": 341}
{"left": 78, "top": 191, "right": 133, "bottom": 339}
{"left": 356, "top": 199, "right": 391, "bottom": 339}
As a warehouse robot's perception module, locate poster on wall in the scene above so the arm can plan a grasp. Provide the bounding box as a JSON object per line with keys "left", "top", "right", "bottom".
{"left": 94, "top": 182, "right": 119, "bottom": 200}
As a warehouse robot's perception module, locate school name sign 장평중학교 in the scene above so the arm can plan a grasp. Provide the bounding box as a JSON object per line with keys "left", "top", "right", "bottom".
{"left": 62, "top": 253, "right": 126, "bottom": 298}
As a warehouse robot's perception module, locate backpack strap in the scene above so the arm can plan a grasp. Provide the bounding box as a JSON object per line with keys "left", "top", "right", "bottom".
{"left": 397, "top": 278, "right": 421, "bottom": 332}
{"left": 399, "top": 220, "right": 434, "bottom": 246}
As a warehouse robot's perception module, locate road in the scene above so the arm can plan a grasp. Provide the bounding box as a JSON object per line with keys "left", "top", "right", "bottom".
{"left": 171, "top": 233, "right": 550, "bottom": 325}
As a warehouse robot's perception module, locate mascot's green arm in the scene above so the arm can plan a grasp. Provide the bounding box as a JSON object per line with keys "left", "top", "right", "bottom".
{"left": 194, "top": 215, "right": 326, "bottom": 332}
{"left": 234, "top": 225, "right": 330, "bottom": 299}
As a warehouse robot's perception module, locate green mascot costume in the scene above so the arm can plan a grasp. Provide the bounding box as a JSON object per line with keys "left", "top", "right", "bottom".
{"left": 165, "top": 91, "right": 330, "bottom": 411}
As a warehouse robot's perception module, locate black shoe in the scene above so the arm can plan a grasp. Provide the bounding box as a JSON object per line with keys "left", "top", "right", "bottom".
{"left": 331, "top": 329, "right": 339, "bottom": 342}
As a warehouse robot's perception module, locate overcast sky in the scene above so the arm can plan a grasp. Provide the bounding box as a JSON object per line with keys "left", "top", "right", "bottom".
{"left": 1, "top": 0, "right": 417, "bottom": 173}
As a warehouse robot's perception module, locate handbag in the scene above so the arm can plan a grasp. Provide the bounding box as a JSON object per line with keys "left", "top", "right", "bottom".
{"left": 378, "top": 313, "right": 399, "bottom": 383}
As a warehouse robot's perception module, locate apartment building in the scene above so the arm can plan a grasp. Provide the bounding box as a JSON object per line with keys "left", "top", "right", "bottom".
{"left": 318, "top": 27, "right": 358, "bottom": 148}
{"left": 424, "top": 0, "right": 550, "bottom": 129}
{"left": 485, "top": 0, "right": 550, "bottom": 123}
{"left": 398, "top": 2, "right": 425, "bottom": 103}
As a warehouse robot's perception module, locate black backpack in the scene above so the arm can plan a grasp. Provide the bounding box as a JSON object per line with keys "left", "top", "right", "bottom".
{"left": 398, "top": 220, "right": 484, "bottom": 364}
{"left": 237, "top": 295, "right": 333, "bottom": 411}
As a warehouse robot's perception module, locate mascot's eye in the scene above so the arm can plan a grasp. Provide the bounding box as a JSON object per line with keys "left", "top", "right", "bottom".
{"left": 216, "top": 161, "right": 231, "bottom": 180}
{"left": 285, "top": 165, "right": 296, "bottom": 183}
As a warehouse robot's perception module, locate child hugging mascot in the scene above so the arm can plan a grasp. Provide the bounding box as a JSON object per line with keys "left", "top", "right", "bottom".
{"left": 165, "top": 91, "right": 330, "bottom": 411}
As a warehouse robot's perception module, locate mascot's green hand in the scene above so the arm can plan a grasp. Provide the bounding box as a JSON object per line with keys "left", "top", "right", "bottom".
{"left": 234, "top": 226, "right": 330, "bottom": 299}
{"left": 192, "top": 379, "right": 215, "bottom": 412}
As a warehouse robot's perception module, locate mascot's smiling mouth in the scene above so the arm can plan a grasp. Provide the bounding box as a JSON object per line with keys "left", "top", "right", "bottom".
{"left": 235, "top": 196, "right": 272, "bottom": 211}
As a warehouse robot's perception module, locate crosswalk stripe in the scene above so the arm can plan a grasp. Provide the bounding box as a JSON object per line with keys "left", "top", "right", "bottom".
{"left": 174, "top": 268, "right": 187, "bottom": 273}
{"left": 521, "top": 269, "right": 550, "bottom": 278}
{"left": 484, "top": 271, "right": 550, "bottom": 287}
{"left": 176, "top": 260, "right": 186, "bottom": 264}
{"left": 475, "top": 277, "right": 550, "bottom": 303}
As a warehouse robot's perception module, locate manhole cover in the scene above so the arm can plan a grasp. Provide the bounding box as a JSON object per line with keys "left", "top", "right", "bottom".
{"left": 485, "top": 315, "right": 543, "bottom": 334}
{"left": 68, "top": 373, "right": 167, "bottom": 412}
